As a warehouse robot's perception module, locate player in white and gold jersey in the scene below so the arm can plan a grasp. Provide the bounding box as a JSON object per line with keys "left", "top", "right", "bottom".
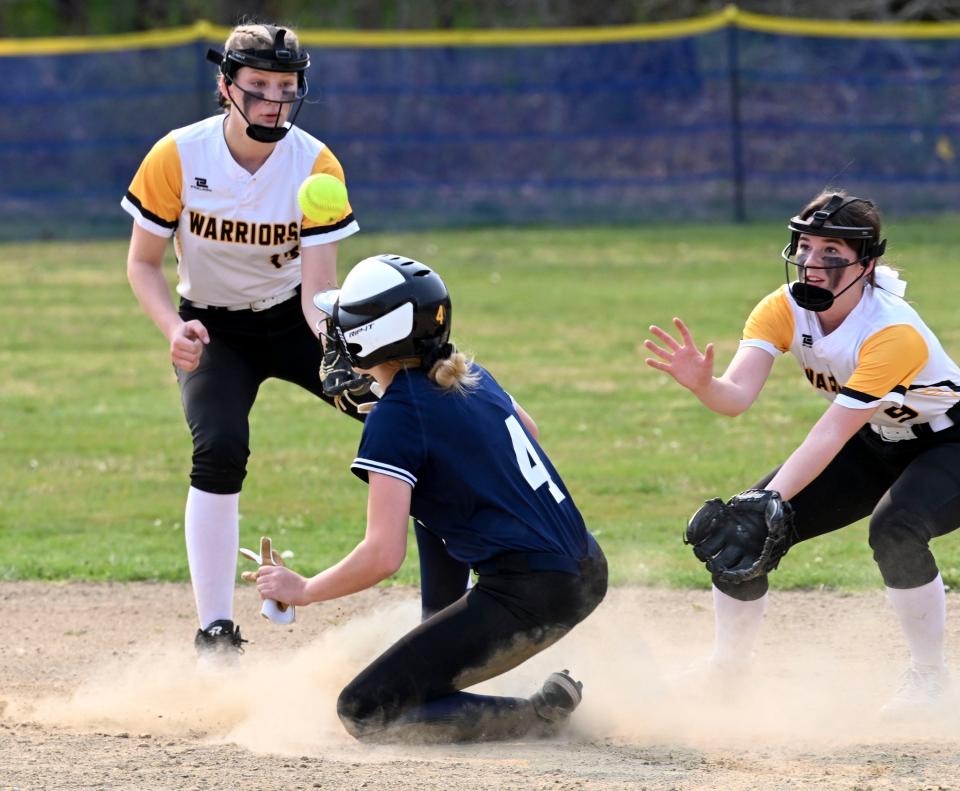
{"left": 123, "top": 22, "right": 376, "bottom": 659}
{"left": 645, "top": 191, "right": 960, "bottom": 715}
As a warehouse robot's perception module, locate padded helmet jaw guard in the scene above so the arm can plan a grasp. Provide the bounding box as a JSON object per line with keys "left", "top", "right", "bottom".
{"left": 781, "top": 194, "right": 887, "bottom": 312}
{"left": 314, "top": 255, "right": 452, "bottom": 369}
{"left": 206, "top": 26, "right": 310, "bottom": 143}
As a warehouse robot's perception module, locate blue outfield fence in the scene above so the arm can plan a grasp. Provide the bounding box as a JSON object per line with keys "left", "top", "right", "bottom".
{"left": 3, "top": 9, "right": 960, "bottom": 239}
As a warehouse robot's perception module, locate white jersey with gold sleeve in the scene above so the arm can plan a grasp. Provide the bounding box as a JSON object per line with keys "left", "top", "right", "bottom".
{"left": 739, "top": 274, "right": 960, "bottom": 431}
{"left": 120, "top": 114, "right": 359, "bottom": 307}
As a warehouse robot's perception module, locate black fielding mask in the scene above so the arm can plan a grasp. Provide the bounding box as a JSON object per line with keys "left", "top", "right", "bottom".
{"left": 206, "top": 26, "right": 310, "bottom": 143}
{"left": 781, "top": 194, "right": 886, "bottom": 312}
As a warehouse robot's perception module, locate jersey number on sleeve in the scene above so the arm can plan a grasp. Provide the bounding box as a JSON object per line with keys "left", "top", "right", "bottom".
{"left": 884, "top": 404, "right": 920, "bottom": 423}
{"left": 504, "top": 415, "right": 565, "bottom": 503}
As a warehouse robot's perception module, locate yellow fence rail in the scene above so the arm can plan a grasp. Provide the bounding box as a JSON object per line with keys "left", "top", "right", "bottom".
{"left": 4, "top": 5, "right": 960, "bottom": 56}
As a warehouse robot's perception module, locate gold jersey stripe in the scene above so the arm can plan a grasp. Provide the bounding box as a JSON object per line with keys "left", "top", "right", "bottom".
{"left": 126, "top": 134, "right": 183, "bottom": 227}
{"left": 845, "top": 324, "right": 928, "bottom": 400}
{"left": 742, "top": 285, "right": 794, "bottom": 353}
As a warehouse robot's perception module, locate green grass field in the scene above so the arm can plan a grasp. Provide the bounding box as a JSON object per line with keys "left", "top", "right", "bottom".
{"left": 3, "top": 220, "right": 960, "bottom": 589}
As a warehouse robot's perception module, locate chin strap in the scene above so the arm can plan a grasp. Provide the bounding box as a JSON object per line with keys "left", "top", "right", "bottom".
{"left": 790, "top": 263, "right": 871, "bottom": 312}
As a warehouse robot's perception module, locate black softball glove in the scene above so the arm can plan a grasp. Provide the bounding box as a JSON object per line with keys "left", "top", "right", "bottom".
{"left": 320, "top": 344, "right": 369, "bottom": 397}
{"left": 684, "top": 489, "right": 795, "bottom": 583}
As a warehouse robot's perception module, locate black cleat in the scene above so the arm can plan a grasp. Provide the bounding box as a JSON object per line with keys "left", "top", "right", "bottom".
{"left": 530, "top": 669, "right": 583, "bottom": 723}
{"left": 194, "top": 619, "right": 247, "bottom": 660}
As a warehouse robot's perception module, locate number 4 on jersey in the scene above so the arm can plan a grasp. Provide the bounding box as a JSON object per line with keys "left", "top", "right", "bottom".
{"left": 504, "top": 415, "right": 565, "bottom": 503}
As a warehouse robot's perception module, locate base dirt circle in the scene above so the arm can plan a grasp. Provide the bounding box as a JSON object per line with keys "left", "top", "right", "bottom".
{"left": 2, "top": 582, "right": 959, "bottom": 790}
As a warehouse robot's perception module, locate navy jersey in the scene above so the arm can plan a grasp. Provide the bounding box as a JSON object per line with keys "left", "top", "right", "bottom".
{"left": 350, "top": 366, "right": 589, "bottom": 565}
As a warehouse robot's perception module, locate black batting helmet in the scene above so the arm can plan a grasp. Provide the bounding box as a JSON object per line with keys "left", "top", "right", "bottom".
{"left": 314, "top": 254, "right": 452, "bottom": 369}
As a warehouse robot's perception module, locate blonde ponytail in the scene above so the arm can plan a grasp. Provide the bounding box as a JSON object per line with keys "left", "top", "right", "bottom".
{"left": 428, "top": 345, "right": 480, "bottom": 393}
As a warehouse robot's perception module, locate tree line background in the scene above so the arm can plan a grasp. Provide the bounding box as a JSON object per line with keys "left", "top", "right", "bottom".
{"left": 7, "top": 0, "right": 960, "bottom": 37}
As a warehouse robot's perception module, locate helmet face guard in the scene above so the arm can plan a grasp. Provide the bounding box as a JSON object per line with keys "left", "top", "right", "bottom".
{"left": 206, "top": 26, "right": 310, "bottom": 143}
{"left": 314, "top": 255, "right": 452, "bottom": 370}
{"left": 782, "top": 194, "right": 887, "bottom": 312}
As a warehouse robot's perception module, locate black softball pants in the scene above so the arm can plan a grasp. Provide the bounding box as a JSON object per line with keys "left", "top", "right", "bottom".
{"left": 415, "top": 521, "right": 471, "bottom": 620}
{"left": 337, "top": 537, "right": 608, "bottom": 743}
{"left": 176, "top": 294, "right": 369, "bottom": 494}
{"left": 716, "top": 423, "right": 960, "bottom": 601}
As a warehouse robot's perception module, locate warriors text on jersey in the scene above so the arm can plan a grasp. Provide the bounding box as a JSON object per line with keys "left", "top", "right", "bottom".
{"left": 121, "top": 114, "right": 359, "bottom": 307}
{"left": 741, "top": 278, "right": 960, "bottom": 430}
{"left": 350, "top": 366, "right": 590, "bottom": 565}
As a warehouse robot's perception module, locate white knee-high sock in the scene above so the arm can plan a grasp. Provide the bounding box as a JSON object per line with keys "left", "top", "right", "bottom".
{"left": 711, "top": 585, "right": 768, "bottom": 666}
{"left": 886, "top": 574, "right": 946, "bottom": 669}
{"left": 185, "top": 486, "right": 240, "bottom": 630}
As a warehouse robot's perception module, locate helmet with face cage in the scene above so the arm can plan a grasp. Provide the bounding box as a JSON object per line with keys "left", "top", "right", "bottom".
{"left": 314, "top": 254, "right": 452, "bottom": 369}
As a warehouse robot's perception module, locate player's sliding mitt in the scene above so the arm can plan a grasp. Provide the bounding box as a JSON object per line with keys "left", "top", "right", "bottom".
{"left": 320, "top": 343, "right": 369, "bottom": 397}
{"left": 684, "top": 489, "right": 795, "bottom": 583}
{"left": 319, "top": 340, "right": 381, "bottom": 416}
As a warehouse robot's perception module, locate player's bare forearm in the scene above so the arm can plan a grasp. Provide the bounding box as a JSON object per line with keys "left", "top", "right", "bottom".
{"left": 645, "top": 322, "right": 772, "bottom": 416}
{"left": 689, "top": 376, "right": 757, "bottom": 417}
{"left": 692, "top": 346, "right": 776, "bottom": 417}
{"left": 127, "top": 257, "right": 182, "bottom": 341}
{"left": 301, "top": 242, "right": 339, "bottom": 340}
{"left": 299, "top": 538, "right": 406, "bottom": 604}
{"left": 766, "top": 402, "right": 877, "bottom": 500}
{"left": 126, "top": 224, "right": 182, "bottom": 340}
{"left": 298, "top": 474, "right": 411, "bottom": 604}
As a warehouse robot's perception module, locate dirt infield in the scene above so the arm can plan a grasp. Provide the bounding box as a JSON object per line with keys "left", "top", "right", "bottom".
{"left": 2, "top": 581, "right": 959, "bottom": 790}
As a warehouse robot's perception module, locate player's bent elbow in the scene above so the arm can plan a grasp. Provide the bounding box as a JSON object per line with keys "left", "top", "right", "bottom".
{"left": 367, "top": 544, "right": 405, "bottom": 580}
{"left": 709, "top": 391, "right": 757, "bottom": 418}
{"left": 384, "top": 551, "right": 406, "bottom": 578}
{"left": 718, "top": 403, "right": 750, "bottom": 418}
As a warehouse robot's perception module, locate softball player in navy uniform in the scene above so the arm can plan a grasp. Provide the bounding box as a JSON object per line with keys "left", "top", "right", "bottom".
{"left": 123, "top": 23, "right": 375, "bottom": 657}
{"left": 254, "top": 254, "right": 607, "bottom": 742}
{"left": 645, "top": 191, "right": 960, "bottom": 715}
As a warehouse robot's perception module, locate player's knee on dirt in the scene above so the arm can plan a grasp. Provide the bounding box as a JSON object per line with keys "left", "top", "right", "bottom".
{"left": 190, "top": 432, "right": 250, "bottom": 494}
{"left": 337, "top": 683, "right": 386, "bottom": 740}
{"left": 869, "top": 504, "right": 939, "bottom": 589}
{"left": 712, "top": 573, "right": 768, "bottom": 601}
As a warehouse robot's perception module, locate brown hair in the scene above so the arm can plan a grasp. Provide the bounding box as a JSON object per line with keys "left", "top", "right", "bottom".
{"left": 216, "top": 24, "right": 301, "bottom": 110}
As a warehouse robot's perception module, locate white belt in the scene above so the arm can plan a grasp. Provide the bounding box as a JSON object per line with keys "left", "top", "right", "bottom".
{"left": 186, "top": 288, "right": 298, "bottom": 313}
{"left": 870, "top": 413, "right": 954, "bottom": 442}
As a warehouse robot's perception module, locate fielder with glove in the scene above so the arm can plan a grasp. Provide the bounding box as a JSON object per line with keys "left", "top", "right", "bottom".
{"left": 644, "top": 190, "right": 960, "bottom": 715}
{"left": 123, "top": 21, "right": 379, "bottom": 662}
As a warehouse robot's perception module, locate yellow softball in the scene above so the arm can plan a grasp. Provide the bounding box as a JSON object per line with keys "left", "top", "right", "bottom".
{"left": 297, "top": 173, "right": 349, "bottom": 224}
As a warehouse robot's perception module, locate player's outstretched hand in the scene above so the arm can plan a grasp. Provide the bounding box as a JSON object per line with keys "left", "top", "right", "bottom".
{"left": 170, "top": 319, "right": 210, "bottom": 372}
{"left": 256, "top": 565, "right": 310, "bottom": 608}
{"left": 644, "top": 317, "right": 715, "bottom": 394}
